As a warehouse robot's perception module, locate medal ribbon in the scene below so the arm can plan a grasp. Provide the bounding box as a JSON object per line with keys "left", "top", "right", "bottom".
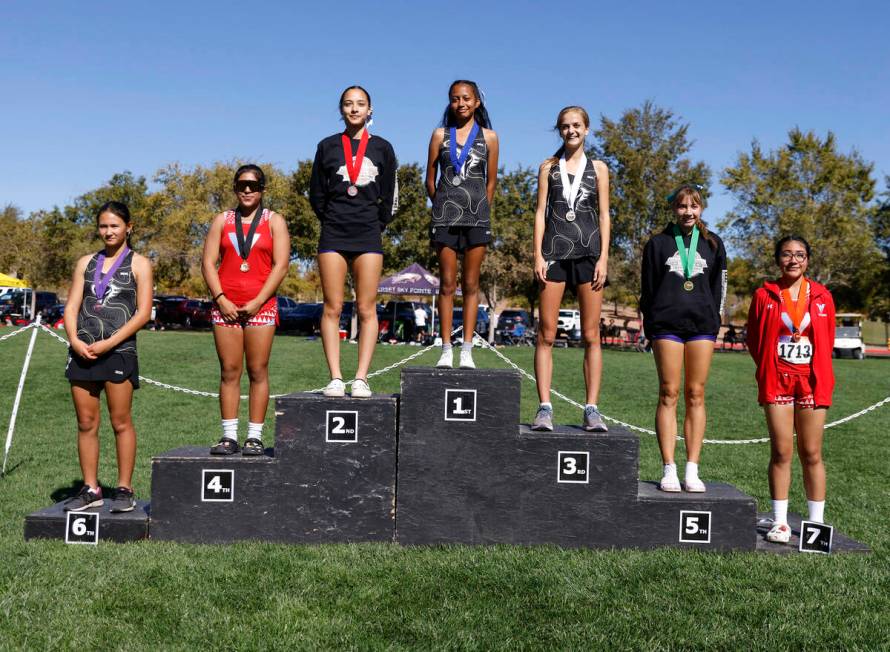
{"left": 341, "top": 130, "right": 369, "bottom": 187}
{"left": 449, "top": 122, "right": 480, "bottom": 177}
{"left": 558, "top": 153, "right": 587, "bottom": 213}
{"left": 781, "top": 279, "right": 809, "bottom": 336}
{"left": 93, "top": 246, "right": 130, "bottom": 303}
{"left": 235, "top": 202, "right": 264, "bottom": 262}
{"left": 672, "top": 224, "right": 699, "bottom": 281}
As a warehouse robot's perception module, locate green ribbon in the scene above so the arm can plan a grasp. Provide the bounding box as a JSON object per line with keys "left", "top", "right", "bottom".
{"left": 673, "top": 224, "right": 699, "bottom": 280}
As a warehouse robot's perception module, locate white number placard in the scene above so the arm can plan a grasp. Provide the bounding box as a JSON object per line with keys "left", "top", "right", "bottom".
{"left": 776, "top": 336, "right": 812, "bottom": 364}
{"left": 201, "top": 469, "right": 234, "bottom": 502}
{"left": 65, "top": 511, "right": 99, "bottom": 545}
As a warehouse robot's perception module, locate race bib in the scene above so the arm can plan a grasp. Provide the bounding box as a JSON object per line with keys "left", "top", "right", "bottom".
{"left": 777, "top": 335, "right": 812, "bottom": 365}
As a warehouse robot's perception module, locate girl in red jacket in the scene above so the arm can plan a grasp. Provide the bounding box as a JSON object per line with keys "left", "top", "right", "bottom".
{"left": 747, "top": 235, "right": 835, "bottom": 543}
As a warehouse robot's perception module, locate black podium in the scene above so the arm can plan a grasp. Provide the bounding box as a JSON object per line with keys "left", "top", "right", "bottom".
{"left": 396, "top": 367, "right": 757, "bottom": 551}
{"left": 149, "top": 393, "right": 398, "bottom": 543}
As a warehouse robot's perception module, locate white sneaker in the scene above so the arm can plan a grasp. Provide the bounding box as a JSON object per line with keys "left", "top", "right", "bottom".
{"left": 322, "top": 378, "right": 345, "bottom": 397}
{"left": 659, "top": 474, "right": 681, "bottom": 492}
{"left": 351, "top": 378, "right": 372, "bottom": 398}
{"left": 766, "top": 522, "right": 791, "bottom": 544}
{"left": 459, "top": 348, "right": 475, "bottom": 369}
{"left": 436, "top": 348, "right": 453, "bottom": 369}
{"left": 684, "top": 477, "right": 706, "bottom": 493}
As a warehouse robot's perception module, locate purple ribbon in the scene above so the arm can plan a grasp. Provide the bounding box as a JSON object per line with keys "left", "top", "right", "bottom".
{"left": 93, "top": 246, "right": 129, "bottom": 304}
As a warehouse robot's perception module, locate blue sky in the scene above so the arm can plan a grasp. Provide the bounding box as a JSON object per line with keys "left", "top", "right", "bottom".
{"left": 2, "top": 1, "right": 888, "bottom": 226}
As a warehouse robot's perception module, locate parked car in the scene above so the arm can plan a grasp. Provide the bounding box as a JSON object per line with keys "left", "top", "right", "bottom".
{"left": 183, "top": 300, "right": 213, "bottom": 328}
{"left": 834, "top": 313, "right": 865, "bottom": 359}
{"left": 154, "top": 296, "right": 190, "bottom": 329}
{"left": 281, "top": 302, "right": 323, "bottom": 335}
{"left": 41, "top": 303, "right": 66, "bottom": 328}
{"left": 557, "top": 309, "right": 581, "bottom": 343}
{"left": 451, "top": 305, "right": 490, "bottom": 341}
{"left": 0, "top": 289, "right": 59, "bottom": 321}
{"left": 495, "top": 309, "right": 532, "bottom": 344}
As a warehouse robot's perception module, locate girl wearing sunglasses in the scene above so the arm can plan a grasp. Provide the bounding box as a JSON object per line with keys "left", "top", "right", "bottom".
{"left": 202, "top": 164, "right": 290, "bottom": 455}
{"left": 531, "top": 105, "right": 610, "bottom": 433}
{"left": 747, "top": 236, "right": 835, "bottom": 544}
{"left": 425, "top": 79, "right": 499, "bottom": 369}
{"left": 63, "top": 201, "right": 153, "bottom": 512}
{"left": 640, "top": 184, "right": 727, "bottom": 493}
{"left": 309, "top": 85, "right": 398, "bottom": 397}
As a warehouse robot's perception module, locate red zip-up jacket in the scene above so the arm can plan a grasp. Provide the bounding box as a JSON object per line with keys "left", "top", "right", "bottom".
{"left": 746, "top": 279, "right": 836, "bottom": 406}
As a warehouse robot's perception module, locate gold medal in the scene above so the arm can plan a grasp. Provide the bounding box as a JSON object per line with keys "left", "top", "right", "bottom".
{"left": 240, "top": 262, "right": 250, "bottom": 273}
{"left": 683, "top": 280, "right": 694, "bottom": 291}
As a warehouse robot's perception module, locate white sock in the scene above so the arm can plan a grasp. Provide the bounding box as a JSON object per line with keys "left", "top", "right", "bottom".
{"left": 247, "top": 422, "right": 263, "bottom": 442}
{"left": 663, "top": 463, "right": 678, "bottom": 479}
{"left": 772, "top": 499, "right": 789, "bottom": 525}
{"left": 807, "top": 500, "right": 825, "bottom": 523}
{"left": 585, "top": 404, "right": 598, "bottom": 412}
{"left": 685, "top": 462, "right": 700, "bottom": 481}
{"left": 461, "top": 341, "right": 473, "bottom": 352}
{"left": 442, "top": 344, "right": 452, "bottom": 353}
{"left": 221, "top": 418, "right": 238, "bottom": 442}
{"left": 539, "top": 402, "right": 552, "bottom": 410}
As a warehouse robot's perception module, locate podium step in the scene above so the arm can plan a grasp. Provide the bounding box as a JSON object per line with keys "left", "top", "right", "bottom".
{"left": 25, "top": 500, "right": 150, "bottom": 543}
{"left": 150, "top": 393, "right": 398, "bottom": 543}
{"left": 632, "top": 481, "right": 757, "bottom": 551}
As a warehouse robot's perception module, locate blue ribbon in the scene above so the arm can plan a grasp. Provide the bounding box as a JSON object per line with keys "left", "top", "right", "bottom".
{"left": 449, "top": 123, "right": 480, "bottom": 175}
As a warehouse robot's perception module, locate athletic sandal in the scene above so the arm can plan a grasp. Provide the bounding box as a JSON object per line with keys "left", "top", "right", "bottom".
{"left": 210, "top": 438, "right": 239, "bottom": 455}
{"left": 684, "top": 478, "right": 706, "bottom": 493}
{"left": 241, "top": 438, "right": 264, "bottom": 456}
{"left": 659, "top": 475, "right": 682, "bottom": 492}
{"left": 766, "top": 522, "right": 792, "bottom": 544}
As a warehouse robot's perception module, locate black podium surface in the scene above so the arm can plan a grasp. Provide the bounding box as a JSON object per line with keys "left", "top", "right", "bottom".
{"left": 149, "top": 393, "right": 398, "bottom": 543}
{"left": 24, "top": 500, "right": 150, "bottom": 543}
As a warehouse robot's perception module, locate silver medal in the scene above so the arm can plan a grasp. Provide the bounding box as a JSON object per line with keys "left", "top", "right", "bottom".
{"left": 452, "top": 176, "right": 462, "bottom": 186}
{"left": 240, "top": 262, "right": 250, "bottom": 273}
{"left": 347, "top": 185, "right": 358, "bottom": 197}
{"left": 565, "top": 209, "right": 576, "bottom": 222}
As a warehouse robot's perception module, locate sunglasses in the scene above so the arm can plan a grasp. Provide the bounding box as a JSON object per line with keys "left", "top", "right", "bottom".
{"left": 234, "top": 179, "right": 264, "bottom": 193}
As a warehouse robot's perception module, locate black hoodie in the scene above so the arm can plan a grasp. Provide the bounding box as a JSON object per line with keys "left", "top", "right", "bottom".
{"left": 640, "top": 224, "right": 727, "bottom": 337}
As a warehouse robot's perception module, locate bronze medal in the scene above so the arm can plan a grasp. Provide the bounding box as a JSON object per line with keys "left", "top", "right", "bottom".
{"left": 683, "top": 280, "right": 694, "bottom": 291}
{"left": 791, "top": 331, "right": 801, "bottom": 342}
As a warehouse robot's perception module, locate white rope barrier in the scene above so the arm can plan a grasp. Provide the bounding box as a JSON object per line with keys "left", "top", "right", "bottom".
{"left": 31, "top": 323, "right": 890, "bottom": 445}
{"left": 0, "top": 322, "right": 36, "bottom": 343}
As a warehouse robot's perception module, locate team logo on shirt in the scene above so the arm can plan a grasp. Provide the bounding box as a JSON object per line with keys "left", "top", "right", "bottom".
{"left": 815, "top": 302, "right": 827, "bottom": 316}
{"left": 665, "top": 251, "right": 707, "bottom": 278}
{"left": 337, "top": 158, "right": 379, "bottom": 187}
{"left": 228, "top": 233, "right": 261, "bottom": 252}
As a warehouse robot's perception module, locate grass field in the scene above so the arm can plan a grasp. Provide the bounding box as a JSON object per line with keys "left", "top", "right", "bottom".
{"left": 0, "top": 326, "right": 888, "bottom": 650}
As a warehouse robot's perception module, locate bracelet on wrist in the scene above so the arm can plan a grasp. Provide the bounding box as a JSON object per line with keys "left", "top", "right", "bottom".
{"left": 213, "top": 292, "right": 225, "bottom": 302}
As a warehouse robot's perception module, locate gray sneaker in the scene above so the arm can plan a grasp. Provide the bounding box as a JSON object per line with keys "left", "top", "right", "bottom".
{"left": 109, "top": 486, "right": 136, "bottom": 513}
{"left": 532, "top": 406, "right": 554, "bottom": 431}
{"left": 583, "top": 406, "right": 608, "bottom": 432}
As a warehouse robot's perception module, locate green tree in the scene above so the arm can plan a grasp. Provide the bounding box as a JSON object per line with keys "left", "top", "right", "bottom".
{"left": 383, "top": 163, "right": 437, "bottom": 273}
{"left": 590, "top": 101, "right": 710, "bottom": 313}
{"left": 0, "top": 205, "right": 27, "bottom": 277}
{"left": 720, "top": 129, "right": 879, "bottom": 307}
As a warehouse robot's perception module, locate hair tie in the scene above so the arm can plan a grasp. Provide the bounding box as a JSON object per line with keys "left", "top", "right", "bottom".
{"left": 666, "top": 182, "right": 705, "bottom": 204}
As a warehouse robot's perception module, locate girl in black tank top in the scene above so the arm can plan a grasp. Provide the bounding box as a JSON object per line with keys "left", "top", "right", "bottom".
{"left": 531, "top": 106, "right": 611, "bottom": 433}
{"left": 425, "top": 80, "right": 500, "bottom": 370}
{"left": 62, "top": 201, "right": 153, "bottom": 513}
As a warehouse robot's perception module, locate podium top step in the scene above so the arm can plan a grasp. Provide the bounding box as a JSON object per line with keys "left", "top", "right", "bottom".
{"left": 517, "top": 423, "right": 637, "bottom": 442}
{"left": 637, "top": 481, "right": 755, "bottom": 504}
{"left": 401, "top": 367, "right": 520, "bottom": 381}
{"left": 152, "top": 445, "right": 275, "bottom": 462}
{"left": 276, "top": 392, "right": 398, "bottom": 404}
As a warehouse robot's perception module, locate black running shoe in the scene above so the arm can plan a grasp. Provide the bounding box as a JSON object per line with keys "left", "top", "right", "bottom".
{"left": 63, "top": 485, "right": 104, "bottom": 511}
{"left": 210, "top": 438, "right": 239, "bottom": 455}
{"left": 109, "top": 486, "right": 136, "bottom": 513}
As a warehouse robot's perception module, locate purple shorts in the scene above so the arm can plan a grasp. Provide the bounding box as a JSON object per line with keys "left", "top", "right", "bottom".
{"left": 652, "top": 333, "right": 717, "bottom": 344}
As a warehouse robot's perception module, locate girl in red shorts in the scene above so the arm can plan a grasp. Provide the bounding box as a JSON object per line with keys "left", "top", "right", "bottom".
{"left": 202, "top": 165, "right": 290, "bottom": 455}
{"left": 747, "top": 235, "right": 835, "bottom": 543}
